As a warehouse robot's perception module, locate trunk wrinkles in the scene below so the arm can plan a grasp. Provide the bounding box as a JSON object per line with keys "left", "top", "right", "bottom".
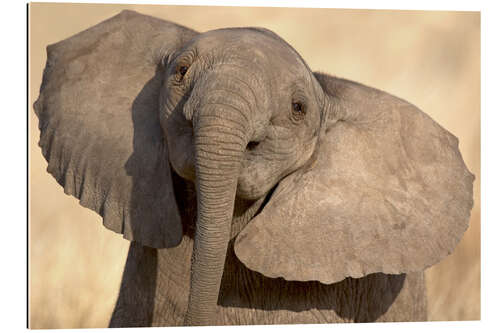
{"left": 184, "top": 99, "right": 249, "bottom": 325}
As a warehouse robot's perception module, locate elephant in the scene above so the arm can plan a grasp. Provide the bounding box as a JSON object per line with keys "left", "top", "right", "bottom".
{"left": 33, "top": 10, "right": 474, "bottom": 327}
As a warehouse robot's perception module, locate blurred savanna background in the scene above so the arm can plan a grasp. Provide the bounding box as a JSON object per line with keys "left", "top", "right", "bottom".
{"left": 28, "top": 3, "right": 480, "bottom": 328}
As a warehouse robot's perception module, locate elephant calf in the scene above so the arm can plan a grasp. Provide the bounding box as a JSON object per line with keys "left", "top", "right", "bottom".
{"left": 34, "top": 10, "right": 474, "bottom": 326}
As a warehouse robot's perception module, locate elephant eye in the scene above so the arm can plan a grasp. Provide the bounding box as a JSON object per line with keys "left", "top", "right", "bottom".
{"left": 179, "top": 66, "right": 188, "bottom": 76}
{"left": 176, "top": 64, "right": 189, "bottom": 80}
{"left": 292, "top": 102, "right": 303, "bottom": 113}
{"left": 291, "top": 101, "right": 306, "bottom": 120}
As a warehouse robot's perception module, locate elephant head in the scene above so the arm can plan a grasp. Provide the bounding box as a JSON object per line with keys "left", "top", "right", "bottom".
{"left": 33, "top": 11, "right": 474, "bottom": 326}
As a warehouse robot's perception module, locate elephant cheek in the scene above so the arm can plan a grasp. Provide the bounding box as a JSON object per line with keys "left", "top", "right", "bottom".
{"left": 165, "top": 115, "right": 196, "bottom": 182}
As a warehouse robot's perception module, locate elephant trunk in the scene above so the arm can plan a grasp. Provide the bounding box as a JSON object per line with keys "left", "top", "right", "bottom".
{"left": 184, "top": 96, "right": 250, "bottom": 325}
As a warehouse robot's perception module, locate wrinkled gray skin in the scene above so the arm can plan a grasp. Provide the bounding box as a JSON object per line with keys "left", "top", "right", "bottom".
{"left": 111, "top": 26, "right": 425, "bottom": 326}
{"left": 34, "top": 11, "right": 473, "bottom": 327}
{"left": 161, "top": 28, "right": 325, "bottom": 325}
{"left": 110, "top": 217, "right": 426, "bottom": 326}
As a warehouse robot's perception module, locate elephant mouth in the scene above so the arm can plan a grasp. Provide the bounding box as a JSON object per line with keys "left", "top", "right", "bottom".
{"left": 170, "top": 163, "right": 279, "bottom": 241}
{"left": 230, "top": 182, "right": 278, "bottom": 238}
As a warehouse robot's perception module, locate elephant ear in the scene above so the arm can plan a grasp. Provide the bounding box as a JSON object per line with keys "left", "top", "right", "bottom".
{"left": 235, "top": 73, "right": 474, "bottom": 283}
{"left": 33, "top": 10, "right": 198, "bottom": 248}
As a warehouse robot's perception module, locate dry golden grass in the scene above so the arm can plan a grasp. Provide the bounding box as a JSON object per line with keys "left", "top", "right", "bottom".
{"left": 29, "top": 3, "right": 480, "bottom": 328}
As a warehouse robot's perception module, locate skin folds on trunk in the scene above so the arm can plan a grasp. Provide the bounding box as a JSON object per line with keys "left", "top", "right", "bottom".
{"left": 184, "top": 103, "right": 248, "bottom": 325}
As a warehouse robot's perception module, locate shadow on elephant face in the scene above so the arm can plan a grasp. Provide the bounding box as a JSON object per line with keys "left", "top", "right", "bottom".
{"left": 123, "top": 64, "right": 183, "bottom": 246}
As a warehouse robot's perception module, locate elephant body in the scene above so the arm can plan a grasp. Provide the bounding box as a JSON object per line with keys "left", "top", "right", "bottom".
{"left": 34, "top": 10, "right": 472, "bottom": 327}
{"left": 109, "top": 175, "right": 426, "bottom": 326}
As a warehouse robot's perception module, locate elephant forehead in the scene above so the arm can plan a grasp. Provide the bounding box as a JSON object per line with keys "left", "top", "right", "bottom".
{"left": 194, "top": 28, "right": 306, "bottom": 70}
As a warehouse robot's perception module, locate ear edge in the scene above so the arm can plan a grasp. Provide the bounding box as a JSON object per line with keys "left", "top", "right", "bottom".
{"left": 34, "top": 10, "right": 197, "bottom": 249}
